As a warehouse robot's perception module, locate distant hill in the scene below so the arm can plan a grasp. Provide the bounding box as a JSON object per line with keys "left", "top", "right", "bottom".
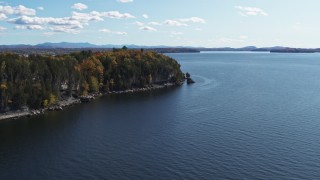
{"left": 33, "top": 42, "right": 179, "bottom": 49}
{"left": 0, "top": 44, "right": 33, "bottom": 49}
{"left": 197, "top": 46, "right": 257, "bottom": 52}
{"left": 0, "top": 42, "right": 319, "bottom": 54}
{"left": 0, "top": 42, "right": 212, "bottom": 50}
{"left": 252, "top": 46, "right": 288, "bottom": 52}
{"left": 35, "top": 42, "right": 99, "bottom": 48}
{"left": 270, "top": 48, "right": 316, "bottom": 53}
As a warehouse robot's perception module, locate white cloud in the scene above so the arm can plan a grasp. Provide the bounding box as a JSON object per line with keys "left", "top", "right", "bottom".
{"left": 27, "top": 25, "right": 45, "bottom": 30}
{"left": 8, "top": 16, "right": 84, "bottom": 28}
{"left": 15, "top": 25, "right": 45, "bottom": 30}
{"left": 164, "top": 20, "right": 187, "bottom": 27}
{"left": 8, "top": 15, "right": 84, "bottom": 33}
{"left": 6, "top": 8, "right": 133, "bottom": 34}
{"left": 99, "top": 28, "right": 111, "bottom": 33}
{"left": 150, "top": 17, "right": 206, "bottom": 28}
{"left": 72, "top": 3, "right": 88, "bottom": 11}
{"left": 114, "top": 31, "right": 127, "bottom": 35}
{"left": 235, "top": 6, "right": 268, "bottom": 16}
{"left": 50, "top": 26, "right": 80, "bottom": 34}
{"left": 142, "top": 14, "right": 148, "bottom": 19}
{"left": 133, "top": 21, "right": 144, "bottom": 26}
{"left": 97, "top": 11, "right": 135, "bottom": 19}
{"left": 8, "top": 16, "right": 50, "bottom": 25}
{"left": 139, "top": 26, "right": 157, "bottom": 31}
{"left": 0, "top": 5, "right": 36, "bottom": 16}
{"left": 14, "top": 25, "right": 25, "bottom": 29}
{"left": 117, "top": 0, "right": 133, "bottom": 3}
{"left": 99, "top": 28, "right": 127, "bottom": 35}
{"left": 0, "top": 25, "right": 6, "bottom": 30}
{"left": 37, "top": 7, "right": 44, "bottom": 11}
{"left": 180, "top": 17, "right": 206, "bottom": 23}
{"left": 0, "top": 13, "right": 6, "bottom": 20}
{"left": 71, "top": 11, "right": 104, "bottom": 22}
{"left": 149, "top": 21, "right": 161, "bottom": 26}
{"left": 7, "top": 11, "right": 133, "bottom": 26}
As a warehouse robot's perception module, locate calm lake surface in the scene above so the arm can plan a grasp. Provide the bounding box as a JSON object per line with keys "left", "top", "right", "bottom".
{"left": 2, "top": 52, "right": 320, "bottom": 179}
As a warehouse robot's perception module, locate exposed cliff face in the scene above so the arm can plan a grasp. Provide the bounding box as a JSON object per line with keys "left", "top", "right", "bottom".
{"left": 0, "top": 50, "right": 184, "bottom": 112}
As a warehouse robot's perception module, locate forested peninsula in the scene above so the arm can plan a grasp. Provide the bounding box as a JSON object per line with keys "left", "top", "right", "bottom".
{"left": 0, "top": 49, "right": 185, "bottom": 119}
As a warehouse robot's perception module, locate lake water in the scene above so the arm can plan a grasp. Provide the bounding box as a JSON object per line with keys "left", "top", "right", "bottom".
{"left": 1, "top": 52, "right": 320, "bottom": 179}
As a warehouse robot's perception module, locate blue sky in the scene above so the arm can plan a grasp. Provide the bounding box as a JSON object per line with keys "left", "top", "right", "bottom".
{"left": 0, "top": 0, "right": 319, "bottom": 47}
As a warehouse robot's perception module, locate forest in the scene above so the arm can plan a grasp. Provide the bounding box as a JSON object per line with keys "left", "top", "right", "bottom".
{"left": 0, "top": 49, "right": 184, "bottom": 112}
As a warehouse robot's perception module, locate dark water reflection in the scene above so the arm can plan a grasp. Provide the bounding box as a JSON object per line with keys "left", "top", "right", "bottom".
{"left": 2, "top": 52, "right": 320, "bottom": 179}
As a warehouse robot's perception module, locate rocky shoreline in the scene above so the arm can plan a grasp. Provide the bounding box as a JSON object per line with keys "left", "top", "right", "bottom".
{"left": 0, "top": 82, "right": 179, "bottom": 121}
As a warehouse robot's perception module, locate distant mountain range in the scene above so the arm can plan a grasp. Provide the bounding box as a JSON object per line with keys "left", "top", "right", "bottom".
{"left": 0, "top": 42, "right": 319, "bottom": 53}
{"left": 0, "top": 42, "right": 196, "bottom": 49}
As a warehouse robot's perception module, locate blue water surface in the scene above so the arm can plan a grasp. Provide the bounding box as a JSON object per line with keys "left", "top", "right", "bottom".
{"left": 1, "top": 52, "right": 320, "bottom": 179}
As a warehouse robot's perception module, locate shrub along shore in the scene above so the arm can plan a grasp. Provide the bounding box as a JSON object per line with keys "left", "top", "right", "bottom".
{"left": 0, "top": 82, "right": 181, "bottom": 121}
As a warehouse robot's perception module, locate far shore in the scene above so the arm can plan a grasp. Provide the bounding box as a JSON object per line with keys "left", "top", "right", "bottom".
{"left": 0, "top": 82, "right": 180, "bottom": 121}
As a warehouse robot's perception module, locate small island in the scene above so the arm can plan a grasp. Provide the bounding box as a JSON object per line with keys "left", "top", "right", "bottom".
{"left": 0, "top": 49, "right": 186, "bottom": 120}
{"left": 186, "top": 72, "right": 195, "bottom": 84}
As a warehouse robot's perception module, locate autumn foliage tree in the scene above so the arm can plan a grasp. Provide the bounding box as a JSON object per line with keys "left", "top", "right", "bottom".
{"left": 0, "top": 50, "right": 184, "bottom": 112}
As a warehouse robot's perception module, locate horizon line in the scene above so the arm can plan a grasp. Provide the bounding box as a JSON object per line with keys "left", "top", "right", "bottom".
{"left": 0, "top": 42, "right": 319, "bottom": 49}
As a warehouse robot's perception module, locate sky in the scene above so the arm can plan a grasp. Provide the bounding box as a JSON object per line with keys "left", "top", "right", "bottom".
{"left": 0, "top": 0, "right": 319, "bottom": 48}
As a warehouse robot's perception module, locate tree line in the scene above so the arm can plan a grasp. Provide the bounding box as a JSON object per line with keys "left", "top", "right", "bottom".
{"left": 0, "top": 49, "right": 184, "bottom": 112}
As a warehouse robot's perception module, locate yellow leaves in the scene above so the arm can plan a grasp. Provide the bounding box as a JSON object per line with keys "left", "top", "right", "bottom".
{"left": 0, "top": 61, "right": 6, "bottom": 72}
{"left": 145, "top": 52, "right": 154, "bottom": 59}
{"left": 80, "top": 57, "right": 104, "bottom": 77}
{"left": 147, "top": 74, "right": 152, "bottom": 84}
{"left": 49, "top": 94, "right": 57, "bottom": 105}
{"left": 96, "top": 65, "right": 104, "bottom": 75}
{"left": 0, "top": 83, "right": 7, "bottom": 90}
{"left": 42, "top": 94, "right": 57, "bottom": 107}
{"left": 111, "top": 60, "right": 118, "bottom": 67}
{"left": 43, "top": 99, "right": 49, "bottom": 107}
{"left": 135, "top": 54, "right": 142, "bottom": 61}
{"left": 74, "top": 64, "right": 81, "bottom": 72}
{"left": 81, "top": 80, "right": 89, "bottom": 96}
{"left": 80, "top": 59, "right": 96, "bottom": 72}
{"left": 89, "top": 76, "right": 99, "bottom": 92}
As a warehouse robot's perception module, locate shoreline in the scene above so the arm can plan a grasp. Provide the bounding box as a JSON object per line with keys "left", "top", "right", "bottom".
{"left": 0, "top": 82, "right": 180, "bottom": 121}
